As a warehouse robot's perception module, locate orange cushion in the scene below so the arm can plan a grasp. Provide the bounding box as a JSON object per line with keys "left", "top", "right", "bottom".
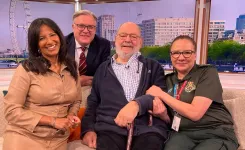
{"left": 68, "top": 107, "right": 86, "bottom": 142}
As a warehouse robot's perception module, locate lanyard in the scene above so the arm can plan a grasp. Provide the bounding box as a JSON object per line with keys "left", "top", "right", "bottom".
{"left": 174, "top": 81, "right": 187, "bottom": 100}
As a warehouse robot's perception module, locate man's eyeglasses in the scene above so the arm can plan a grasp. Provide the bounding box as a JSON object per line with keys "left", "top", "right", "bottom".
{"left": 170, "top": 50, "right": 195, "bottom": 59}
{"left": 74, "top": 23, "right": 96, "bottom": 31}
{"left": 117, "top": 33, "right": 140, "bottom": 41}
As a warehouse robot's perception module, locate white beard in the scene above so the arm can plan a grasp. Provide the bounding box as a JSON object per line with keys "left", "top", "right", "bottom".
{"left": 115, "top": 46, "right": 140, "bottom": 60}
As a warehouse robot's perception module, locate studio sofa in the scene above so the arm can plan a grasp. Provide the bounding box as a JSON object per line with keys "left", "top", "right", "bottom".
{"left": 0, "top": 88, "right": 245, "bottom": 150}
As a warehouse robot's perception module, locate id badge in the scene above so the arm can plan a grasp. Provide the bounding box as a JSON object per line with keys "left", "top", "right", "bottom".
{"left": 171, "top": 113, "right": 181, "bottom": 132}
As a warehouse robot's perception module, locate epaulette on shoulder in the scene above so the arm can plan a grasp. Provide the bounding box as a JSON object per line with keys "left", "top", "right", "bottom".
{"left": 199, "top": 64, "right": 215, "bottom": 68}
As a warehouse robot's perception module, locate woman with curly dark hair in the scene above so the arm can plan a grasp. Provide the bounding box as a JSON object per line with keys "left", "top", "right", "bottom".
{"left": 3, "top": 18, "right": 81, "bottom": 150}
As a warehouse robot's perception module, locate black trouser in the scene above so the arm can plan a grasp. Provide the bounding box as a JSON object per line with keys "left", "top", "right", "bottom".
{"left": 97, "top": 131, "right": 165, "bottom": 150}
{"left": 164, "top": 127, "right": 239, "bottom": 150}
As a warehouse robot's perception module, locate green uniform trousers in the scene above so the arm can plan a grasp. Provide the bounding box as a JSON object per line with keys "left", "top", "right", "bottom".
{"left": 164, "top": 127, "right": 239, "bottom": 150}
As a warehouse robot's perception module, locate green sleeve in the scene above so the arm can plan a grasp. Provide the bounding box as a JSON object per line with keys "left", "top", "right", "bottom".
{"left": 194, "top": 67, "right": 223, "bottom": 104}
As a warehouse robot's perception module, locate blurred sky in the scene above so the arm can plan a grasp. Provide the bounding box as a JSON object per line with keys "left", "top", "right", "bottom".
{"left": 0, "top": 0, "right": 245, "bottom": 51}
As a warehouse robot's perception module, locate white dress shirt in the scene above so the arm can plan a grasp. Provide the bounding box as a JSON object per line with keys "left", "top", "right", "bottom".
{"left": 75, "top": 39, "right": 89, "bottom": 66}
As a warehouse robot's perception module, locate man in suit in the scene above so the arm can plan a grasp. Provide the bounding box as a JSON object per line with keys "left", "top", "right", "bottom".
{"left": 66, "top": 10, "right": 111, "bottom": 87}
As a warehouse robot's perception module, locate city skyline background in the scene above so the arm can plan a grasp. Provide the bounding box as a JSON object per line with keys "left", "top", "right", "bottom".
{"left": 0, "top": 0, "right": 245, "bottom": 52}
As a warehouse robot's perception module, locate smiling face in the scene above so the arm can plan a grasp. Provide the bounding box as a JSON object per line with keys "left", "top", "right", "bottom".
{"left": 72, "top": 14, "right": 96, "bottom": 47}
{"left": 38, "top": 25, "right": 60, "bottom": 60}
{"left": 170, "top": 39, "right": 196, "bottom": 75}
{"left": 115, "top": 22, "right": 142, "bottom": 60}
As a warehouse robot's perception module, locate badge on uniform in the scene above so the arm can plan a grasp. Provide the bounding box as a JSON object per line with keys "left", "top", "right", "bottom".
{"left": 171, "top": 113, "right": 181, "bottom": 132}
{"left": 185, "top": 81, "right": 196, "bottom": 93}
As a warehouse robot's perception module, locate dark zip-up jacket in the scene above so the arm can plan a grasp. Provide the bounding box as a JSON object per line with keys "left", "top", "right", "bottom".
{"left": 81, "top": 55, "right": 169, "bottom": 139}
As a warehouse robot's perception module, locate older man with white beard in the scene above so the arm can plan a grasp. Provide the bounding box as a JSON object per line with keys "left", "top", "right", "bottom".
{"left": 81, "top": 22, "right": 169, "bottom": 150}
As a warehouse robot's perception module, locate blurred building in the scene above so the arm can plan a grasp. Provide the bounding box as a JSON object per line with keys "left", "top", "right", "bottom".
{"left": 233, "top": 29, "right": 245, "bottom": 44}
{"left": 224, "top": 30, "right": 235, "bottom": 39}
{"left": 216, "top": 29, "right": 245, "bottom": 44}
{"left": 208, "top": 20, "right": 225, "bottom": 43}
{"left": 97, "top": 15, "right": 115, "bottom": 41}
{"left": 236, "top": 14, "right": 245, "bottom": 31}
{"left": 104, "top": 29, "right": 117, "bottom": 42}
{"left": 141, "top": 18, "right": 225, "bottom": 46}
{"left": 138, "top": 23, "right": 144, "bottom": 39}
{"left": 141, "top": 18, "right": 194, "bottom": 46}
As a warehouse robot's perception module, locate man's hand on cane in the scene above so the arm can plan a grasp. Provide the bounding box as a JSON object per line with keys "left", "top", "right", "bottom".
{"left": 114, "top": 101, "right": 139, "bottom": 127}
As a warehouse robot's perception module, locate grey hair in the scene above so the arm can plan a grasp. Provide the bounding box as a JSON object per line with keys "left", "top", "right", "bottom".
{"left": 72, "top": 10, "right": 97, "bottom": 22}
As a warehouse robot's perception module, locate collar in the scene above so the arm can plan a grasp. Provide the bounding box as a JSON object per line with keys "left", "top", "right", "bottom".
{"left": 60, "top": 63, "right": 67, "bottom": 72}
{"left": 174, "top": 63, "right": 198, "bottom": 82}
{"left": 75, "top": 39, "right": 90, "bottom": 49}
{"left": 111, "top": 52, "right": 141, "bottom": 65}
{"left": 48, "top": 63, "right": 67, "bottom": 74}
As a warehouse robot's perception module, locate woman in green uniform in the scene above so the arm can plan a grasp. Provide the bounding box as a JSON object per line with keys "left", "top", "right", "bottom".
{"left": 147, "top": 35, "right": 239, "bottom": 150}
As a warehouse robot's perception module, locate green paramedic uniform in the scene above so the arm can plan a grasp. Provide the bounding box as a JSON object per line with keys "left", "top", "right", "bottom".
{"left": 164, "top": 64, "right": 239, "bottom": 150}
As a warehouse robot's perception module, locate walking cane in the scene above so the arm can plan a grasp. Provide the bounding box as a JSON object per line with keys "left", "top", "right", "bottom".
{"left": 126, "top": 114, "right": 153, "bottom": 150}
{"left": 126, "top": 121, "right": 134, "bottom": 150}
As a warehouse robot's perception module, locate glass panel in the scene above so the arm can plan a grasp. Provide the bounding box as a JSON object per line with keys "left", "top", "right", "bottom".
{"left": 208, "top": 0, "right": 245, "bottom": 73}
{"left": 0, "top": 1, "right": 73, "bottom": 70}
{"left": 0, "top": 0, "right": 74, "bottom": 91}
{"left": 84, "top": 0, "right": 196, "bottom": 71}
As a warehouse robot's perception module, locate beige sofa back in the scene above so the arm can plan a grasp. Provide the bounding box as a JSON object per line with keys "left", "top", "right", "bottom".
{"left": 223, "top": 88, "right": 245, "bottom": 150}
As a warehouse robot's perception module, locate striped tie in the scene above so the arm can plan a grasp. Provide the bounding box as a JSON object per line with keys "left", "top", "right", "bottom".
{"left": 79, "top": 47, "right": 87, "bottom": 75}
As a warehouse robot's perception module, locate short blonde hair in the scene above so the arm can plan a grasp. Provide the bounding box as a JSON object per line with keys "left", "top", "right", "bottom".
{"left": 73, "top": 10, "right": 97, "bottom": 22}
